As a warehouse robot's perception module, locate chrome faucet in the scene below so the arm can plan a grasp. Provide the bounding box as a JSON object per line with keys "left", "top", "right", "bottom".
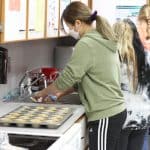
{"left": 18, "top": 71, "right": 47, "bottom": 98}
{"left": 18, "top": 71, "right": 29, "bottom": 97}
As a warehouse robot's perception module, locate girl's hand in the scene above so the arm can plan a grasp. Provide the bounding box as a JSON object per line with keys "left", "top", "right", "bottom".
{"left": 31, "top": 91, "right": 52, "bottom": 103}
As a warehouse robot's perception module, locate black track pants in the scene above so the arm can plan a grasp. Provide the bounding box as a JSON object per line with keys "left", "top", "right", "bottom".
{"left": 88, "top": 110, "right": 127, "bottom": 150}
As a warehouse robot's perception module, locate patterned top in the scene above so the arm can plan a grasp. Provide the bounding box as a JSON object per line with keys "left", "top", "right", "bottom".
{"left": 121, "top": 63, "right": 150, "bottom": 130}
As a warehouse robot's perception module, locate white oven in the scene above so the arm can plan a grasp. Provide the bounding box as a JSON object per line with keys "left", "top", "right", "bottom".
{"left": 0, "top": 102, "right": 86, "bottom": 150}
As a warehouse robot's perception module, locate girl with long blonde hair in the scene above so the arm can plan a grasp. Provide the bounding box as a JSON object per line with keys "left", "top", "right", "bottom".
{"left": 114, "top": 19, "right": 148, "bottom": 150}
{"left": 113, "top": 20, "right": 137, "bottom": 92}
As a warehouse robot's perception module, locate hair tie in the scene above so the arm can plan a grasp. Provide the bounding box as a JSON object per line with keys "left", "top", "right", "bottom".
{"left": 90, "top": 11, "right": 97, "bottom": 21}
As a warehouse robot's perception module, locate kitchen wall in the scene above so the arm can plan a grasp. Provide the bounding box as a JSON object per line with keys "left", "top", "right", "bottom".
{"left": 0, "top": 37, "right": 76, "bottom": 98}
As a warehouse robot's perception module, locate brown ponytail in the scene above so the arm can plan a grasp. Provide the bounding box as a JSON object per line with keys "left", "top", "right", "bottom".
{"left": 95, "top": 15, "right": 115, "bottom": 41}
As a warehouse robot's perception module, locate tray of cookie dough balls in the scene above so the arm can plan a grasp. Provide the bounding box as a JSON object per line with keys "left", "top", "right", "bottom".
{"left": 0, "top": 105, "right": 73, "bottom": 129}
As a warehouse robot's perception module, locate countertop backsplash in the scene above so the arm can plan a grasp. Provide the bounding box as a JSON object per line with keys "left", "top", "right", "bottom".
{"left": 0, "top": 37, "right": 76, "bottom": 99}
{"left": 0, "top": 39, "right": 58, "bottom": 98}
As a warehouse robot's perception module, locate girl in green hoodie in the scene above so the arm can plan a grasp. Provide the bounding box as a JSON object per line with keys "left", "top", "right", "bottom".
{"left": 34, "top": 2, "right": 126, "bottom": 150}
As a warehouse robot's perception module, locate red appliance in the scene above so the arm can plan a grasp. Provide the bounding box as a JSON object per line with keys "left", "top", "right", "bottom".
{"left": 41, "top": 67, "right": 59, "bottom": 83}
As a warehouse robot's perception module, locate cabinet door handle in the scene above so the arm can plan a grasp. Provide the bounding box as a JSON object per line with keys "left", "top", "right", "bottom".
{"left": 19, "top": 29, "right": 26, "bottom": 32}
{"left": 29, "top": 29, "right": 35, "bottom": 31}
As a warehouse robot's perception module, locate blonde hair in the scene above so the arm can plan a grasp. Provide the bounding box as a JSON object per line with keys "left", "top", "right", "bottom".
{"left": 61, "top": 1, "right": 115, "bottom": 41}
{"left": 138, "top": 4, "right": 150, "bottom": 39}
{"left": 113, "top": 21, "right": 137, "bottom": 91}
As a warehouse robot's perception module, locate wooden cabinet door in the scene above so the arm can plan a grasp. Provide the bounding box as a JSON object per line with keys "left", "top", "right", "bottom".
{"left": 1, "top": 0, "right": 91, "bottom": 43}
{"left": 71, "top": 0, "right": 89, "bottom": 5}
{"left": 28, "top": 0, "right": 46, "bottom": 39}
{"left": 59, "top": 0, "right": 70, "bottom": 37}
{"left": 0, "top": 0, "right": 3, "bottom": 42}
{"left": 46, "top": 0, "right": 59, "bottom": 37}
{"left": 70, "top": 0, "right": 79, "bottom": 2}
{"left": 3, "top": 0, "right": 27, "bottom": 42}
{"left": 80, "top": 0, "right": 89, "bottom": 5}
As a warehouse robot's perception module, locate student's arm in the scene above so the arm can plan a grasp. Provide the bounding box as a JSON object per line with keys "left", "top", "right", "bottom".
{"left": 33, "top": 83, "right": 75, "bottom": 102}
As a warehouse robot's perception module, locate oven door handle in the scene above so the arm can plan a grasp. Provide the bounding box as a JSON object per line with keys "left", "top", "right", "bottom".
{"left": 15, "top": 140, "right": 39, "bottom": 147}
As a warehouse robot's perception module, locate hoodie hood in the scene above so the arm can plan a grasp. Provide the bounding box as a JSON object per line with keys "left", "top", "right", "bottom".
{"left": 83, "top": 30, "right": 117, "bottom": 53}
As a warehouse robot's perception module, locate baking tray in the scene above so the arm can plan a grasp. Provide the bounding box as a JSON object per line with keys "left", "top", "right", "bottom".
{"left": 0, "top": 105, "right": 73, "bottom": 129}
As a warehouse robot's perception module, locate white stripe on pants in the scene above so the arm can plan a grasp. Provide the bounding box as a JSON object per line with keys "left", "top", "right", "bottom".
{"left": 98, "top": 118, "right": 109, "bottom": 150}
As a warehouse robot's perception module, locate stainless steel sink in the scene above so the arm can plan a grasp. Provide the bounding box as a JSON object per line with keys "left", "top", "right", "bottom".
{"left": 4, "top": 93, "right": 81, "bottom": 105}
{"left": 58, "top": 93, "right": 81, "bottom": 104}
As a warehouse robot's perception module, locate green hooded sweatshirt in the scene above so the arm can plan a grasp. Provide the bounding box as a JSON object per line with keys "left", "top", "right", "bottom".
{"left": 54, "top": 30, "right": 125, "bottom": 121}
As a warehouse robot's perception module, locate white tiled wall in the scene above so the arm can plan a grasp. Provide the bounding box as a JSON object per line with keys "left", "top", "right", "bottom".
{"left": 0, "top": 39, "right": 59, "bottom": 98}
